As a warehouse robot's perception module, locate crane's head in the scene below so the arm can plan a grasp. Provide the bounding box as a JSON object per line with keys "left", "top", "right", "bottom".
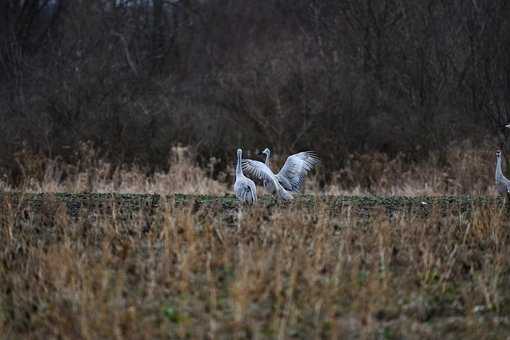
{"left": 260, "top": 148, "right": 271, "bottom": 157}
{"left": 237, "top": 148, "right": 242, "bottom": 158}
{"left": 496, "top": 150, "right": 502, "bottom": 158}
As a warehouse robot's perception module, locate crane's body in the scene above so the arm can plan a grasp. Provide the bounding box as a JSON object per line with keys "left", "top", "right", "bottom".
{"left": 496, "top": 150, "right": 510, "bottom": 194}
{"left": 234, "top": 149, "right": 257, "bottom": 204}
{"left": 261, "top": 148, "right": 320, "bottom": 193}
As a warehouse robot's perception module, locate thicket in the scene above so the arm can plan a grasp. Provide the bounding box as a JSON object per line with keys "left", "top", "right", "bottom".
{"left": 2, "top": 0, "right": 510, "bottom": 181}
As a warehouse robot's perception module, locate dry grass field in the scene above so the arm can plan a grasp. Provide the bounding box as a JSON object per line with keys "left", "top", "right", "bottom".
{"left": 6, "top": 141, "right": 499, "bottom": 196}
{"left": 1, "top": 143, "right": 510, "bottom": 339}
{"left": 4, "top": 1, "right": 510, "bottom": 338}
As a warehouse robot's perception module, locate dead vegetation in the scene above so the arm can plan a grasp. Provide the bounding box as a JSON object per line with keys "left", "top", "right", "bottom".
{"left": 1, "top": 195, "right": 510, "bottom": 339}
{"left": 5, "top": 141, "right": 500, "bottom": 196}
{"left": 0, "top": 142, "right": 507, "bottom": 338}
{"left": 11, "top": 144, "right": 226, "bottom": 195}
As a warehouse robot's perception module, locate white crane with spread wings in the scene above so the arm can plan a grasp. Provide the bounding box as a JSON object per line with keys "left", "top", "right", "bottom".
{"left": 259, "top": 148, "right": 320, "bottom": 192}
{"left": 241, "top": 152, "right": 293, "bottom": 201}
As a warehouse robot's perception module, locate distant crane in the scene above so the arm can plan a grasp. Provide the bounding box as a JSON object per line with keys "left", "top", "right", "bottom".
{"left": 233, "top": 149, "right": 257, "bottom": 204}
{"left": 495, "top": 150, "right": 510, "bottom": 194}
{"left": 259, "top": 148, "right": 320, "bottom": 192}
{"left": 241, "top": 153, "right": 293, "bottom": 201}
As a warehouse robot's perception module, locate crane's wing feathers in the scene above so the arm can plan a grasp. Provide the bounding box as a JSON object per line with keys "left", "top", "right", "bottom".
{"left": 235, "top": 177, "right": 257, "bottom": 203}
{"left": 243, "top": 185, "right": 253, "bottom": 201}
{"left": 242, "top": 159, "right": 276, "bottom": 184}
{"left": 276, "top": 151, "right": 319, "bottom": 192}
{"left": 248, "top": 180, "right": 257, "bottom": 202}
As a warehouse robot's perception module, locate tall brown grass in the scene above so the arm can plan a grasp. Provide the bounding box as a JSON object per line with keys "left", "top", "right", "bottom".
{"left": 1, "top": 196, "right": 509, "bottom": 338}
{"left": 323, "top": 140, "right": 497, "bottom": 196}
{"left": 12, "top": 144, "right": 226, "bottom": 195}
{"left": 7, "top": 140, "right": 500, "bottom": 196}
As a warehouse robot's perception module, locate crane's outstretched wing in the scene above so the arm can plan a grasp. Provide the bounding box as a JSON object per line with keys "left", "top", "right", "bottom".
{"left": 276, "top": 151, "right": 319, "bottom": 192}
{"left": 242, "top": 159, "right": 277, "bottom": 184}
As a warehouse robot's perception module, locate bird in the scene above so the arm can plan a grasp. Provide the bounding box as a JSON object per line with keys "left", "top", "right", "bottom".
{"left": 241, "top": 153, "right": 293, "bottom": 201}
{"left": 495, "top": 150, "right": 510, "bottom": 194}
{"left": 259, "top": 148, "right": 320, "bottom": 192}
{"left": 234, "top": 148, "right": 257, "bottom": 204}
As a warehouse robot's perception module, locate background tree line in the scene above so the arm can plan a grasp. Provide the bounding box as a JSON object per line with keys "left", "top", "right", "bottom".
{"left": 1, "top": 0, "right": 510, "bottom": 181}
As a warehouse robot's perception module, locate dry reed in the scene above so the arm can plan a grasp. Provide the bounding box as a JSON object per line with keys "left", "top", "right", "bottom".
{"left": 1, "top": 196, "right": 509, "bottom": 339}
{"left": 5, "top": 140, "right": 501, "bottom": 196}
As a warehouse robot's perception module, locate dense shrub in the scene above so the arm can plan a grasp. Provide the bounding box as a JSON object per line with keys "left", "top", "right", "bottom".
{"left": 2, "top": 0, "right": 510, "bottom": 177}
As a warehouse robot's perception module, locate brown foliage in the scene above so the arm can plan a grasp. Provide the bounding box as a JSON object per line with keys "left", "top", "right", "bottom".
{"left": 1, "top": 196, "right": 510, "bottom": 338}
{"left": 2, "top": 141, "right": 501, "bottom": 196}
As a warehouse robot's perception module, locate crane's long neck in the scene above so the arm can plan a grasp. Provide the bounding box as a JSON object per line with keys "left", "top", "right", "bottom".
{"left": 236, "top": 154, "right": 243, "bottom": 176}
{"left": 264, "top": 153, "right": 270, "bottom": 167}
{"left": 497, "top": 156, "right": 503, "bottom": 180}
